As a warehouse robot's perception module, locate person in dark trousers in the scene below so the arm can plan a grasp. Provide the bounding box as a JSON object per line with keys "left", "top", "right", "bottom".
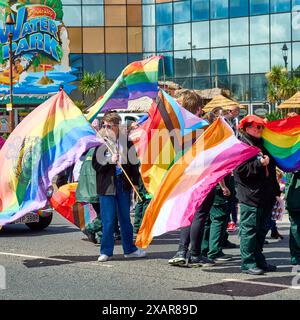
{"left": 168, "top": 91, "right": 216, "bottom": 267}
{"left": 234, "top": 115, "right": 281, "bottom": 275}
{"left": 201, "top": 175, "right": 233, "bottom": 262}
{"left": 92, "top": 111, "right": 146, "bottom": 262}
{"left": 286, "top": 171, "right": 300, "bottom": 266}
{"left": 133, "top": 176, "right": 152, "bottom": 234}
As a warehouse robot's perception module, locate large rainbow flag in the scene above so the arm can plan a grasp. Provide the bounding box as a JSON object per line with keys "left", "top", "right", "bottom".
{"left": 0, "top": 91, "right": 102, "bottom": 226}
{"left": 131, "top": 89, "right": 208, "bottom": 195}
{"left": 262, "top": 115, "right": 300, "bottom": 172}
{"left": 86, "top": 55, "right": 162, "bottom": 122}
{"left": 135, "top": 117, "right": 259, "bottom": 248}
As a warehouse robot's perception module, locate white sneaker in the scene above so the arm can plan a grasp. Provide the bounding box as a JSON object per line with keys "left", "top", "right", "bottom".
{"left": 97, "top": 254, "right": 111, "bottom": 262}
{"left": 124, "top": 248, "right": 146, "bottom": 258}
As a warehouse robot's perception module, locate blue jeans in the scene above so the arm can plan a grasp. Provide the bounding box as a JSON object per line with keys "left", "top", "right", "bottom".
{"left": 99, "top": 177, "right": 137, "bottom": 256}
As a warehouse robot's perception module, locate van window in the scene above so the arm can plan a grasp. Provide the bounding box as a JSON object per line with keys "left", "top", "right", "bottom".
{"left": 125, "top": 116, "right": 138, "bottom": 125}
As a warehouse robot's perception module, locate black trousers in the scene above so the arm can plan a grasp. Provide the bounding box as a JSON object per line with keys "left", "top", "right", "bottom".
{"left": 178, "top": 188, "right": 215, "bottom": 256}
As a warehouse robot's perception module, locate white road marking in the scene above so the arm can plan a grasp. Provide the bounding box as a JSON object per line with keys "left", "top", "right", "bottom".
{"left": 223, "top": 278, "right": 300, "bottom": 290}
{"left": 0, "top": 251, "right": 114, "bottom": 268}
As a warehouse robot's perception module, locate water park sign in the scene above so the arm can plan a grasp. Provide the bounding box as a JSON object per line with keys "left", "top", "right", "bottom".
{"left": 0, "top": 0, "right": 76, "bottom": 97}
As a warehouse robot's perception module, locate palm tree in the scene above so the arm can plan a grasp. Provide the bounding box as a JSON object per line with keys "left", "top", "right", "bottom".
{"left": 266, "top": 65, "right": 287, "bottom": 105}
{"left": 266, "top": 65, "right": 300, "bottom": 105}
{"left": 79, "top": 71, "right": 106, "bottom": 103}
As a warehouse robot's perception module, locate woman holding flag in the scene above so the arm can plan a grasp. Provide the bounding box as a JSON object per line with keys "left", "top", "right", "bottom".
{"left": 234, "top": 115, "right": 280, "bottom": 275}
{"left": 92, "top": 111, "right": 146, "bottom": 262}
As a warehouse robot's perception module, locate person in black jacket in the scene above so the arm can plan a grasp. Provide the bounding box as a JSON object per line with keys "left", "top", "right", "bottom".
{"left": 92, "top": 111, "right": 146, "bottom": 262}
{"left": 234, "top": 115, "right": 281, "bottom": 275}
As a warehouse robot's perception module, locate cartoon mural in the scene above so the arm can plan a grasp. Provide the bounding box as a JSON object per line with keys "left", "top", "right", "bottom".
{"left": 0, "top": 0, "right": 76, "bottom": 96}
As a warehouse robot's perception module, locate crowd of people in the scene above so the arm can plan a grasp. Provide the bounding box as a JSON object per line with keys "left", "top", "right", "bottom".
{"left": 62, "top": 90, "right": 299, "bottom": 275}
{"left": 1, "top": 89, "right": 299, "bottom": 275}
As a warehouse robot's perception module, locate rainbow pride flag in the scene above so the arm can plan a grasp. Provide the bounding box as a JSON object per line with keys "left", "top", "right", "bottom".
{"left": 0, "top": 91, "right": 102, "bottom": 226}
{"left": 262, "top": 115, "right": 300, "bottom": 172}
{"left": 131, "top": 89, "right": 209, "bottom": 195}
{"left": 86, "top": 56, "right": 162, "bottom": 122}
{"left": 135, "top": 118, "right": 259, "bottom": 248}
{"left": 50, "top": 183, "right": 97, "bottom": 230}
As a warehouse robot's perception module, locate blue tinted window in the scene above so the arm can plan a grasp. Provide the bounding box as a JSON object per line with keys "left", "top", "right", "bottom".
{"left": 62, "top": 0, "right": 81, "bottom": 4}
{"left": 82, "top": 6, "right": 104, "bottom": 26}
{"left": 70, "top": 54, "right": 82, "bottom": 77}
{"left": 106, "top": 54, "right": 127, "bottom": 80}
{"left": 192, "top": 21, "right": 209, "bottom": 48}
{"left": 210, "top": 0, "right": 228, "bottom": 19}
{"left": 193, "top": 77, "right": 211, "bottom": 89}
{"left": 230, "top": 17, "right": 249, "bottom": 45}
{"left": 271, "top": 43, "right": 291, "bottom": 70}
{"left": 250, "top": 45, "right": 270, "bottom": 73}
{"left": 270, "top": 0, "right": 291, "bottom": 13}
{"left": 62, "top": 6, "right": 81, "bottom": 26}
{"left": 250, "top": 0, "right": 269, "bottom": 15}
{"left": 250, "top": 15, "right": 269, "bottom": 44}
{"left": 174, "top": 50, "right": 192, "bottom": 77}
{"left": 271, "top": 13, "right": 291, "bottom": 42}
{"left": 211, "top": 20, "right": 229, "bottom": 47}
{"left": 143, "top": 27, "right": 156, "bottom": 52}
{"left": 230, "top": 0, "right": 249, "bottom": 17}
{"left": 158, "top": 52, "right": 174, "bottom": 77}
{"left": 128, "top": 54, "right": 143, "bottom": 64}
{"left": 192, "top": 0, "right": 209, "bottom": 21}
{"left": 211, "top": 47, "right": 229, "bottom": 75}
{"left": 142, "top": 0, "right": 154, "bottom": 3}
{"left": 82, "top": 0, "right": 103, "bottom": 3}
{"left": 83, "top": 54, "right": 105, "bottom": 73}
{"left": 251, "top": 74, "right": 267, "bottom": 101}
{"left": 143, "top": 5, "right": 155, "bottom": 25}
{"left": 230, "top": 46, "right": 249, "bottom": 74}
{"left": 192, "top": 49, "right": 210, "bottom": 76}
{"left": 231, "top": 75, "right": 250, "bottom": 102}
{"left": 174, "top": 1, "right": 191, "bottom": 23}
{"left": 174, "top": 23, "right": 191, "bottom": 50}
{"left": 157, "top": 25, "right": 173, "bottom": 51}
{"left": 156, "top": 3, "right": 173, "bottom": 25}
{"left": 292, "top": 0, "right": 300, "bottom": 6}
{"left": 292, "top": 42, "right": 300, "bottom": 70}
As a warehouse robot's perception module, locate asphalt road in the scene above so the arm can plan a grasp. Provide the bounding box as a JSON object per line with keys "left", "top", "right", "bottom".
{"left": 0, "top": 213, "right": 299, "bottom": 300}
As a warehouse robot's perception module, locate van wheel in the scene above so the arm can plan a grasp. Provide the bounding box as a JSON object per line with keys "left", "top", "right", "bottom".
{"left": 25, "top": 213, "right": 53, "bottom": 231}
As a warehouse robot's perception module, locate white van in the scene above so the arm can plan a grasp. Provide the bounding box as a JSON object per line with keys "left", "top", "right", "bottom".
{"left": 97, "top": 111, "right": 148, "bottom": 127}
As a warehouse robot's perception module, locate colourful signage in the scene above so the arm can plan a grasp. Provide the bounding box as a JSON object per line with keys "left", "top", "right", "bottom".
{"left": 0, "top": 0, "right": 76, "bottom": 98}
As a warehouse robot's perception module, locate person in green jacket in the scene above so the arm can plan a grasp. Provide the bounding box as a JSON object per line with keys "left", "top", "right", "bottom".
{"left": 286, "top": 171, "right": 300, "bottom": 265}
{"left": 76, "top": 147, "right": 103, "bottom": 244}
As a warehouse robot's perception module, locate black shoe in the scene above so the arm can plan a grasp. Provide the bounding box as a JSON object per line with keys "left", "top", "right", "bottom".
{"left": 199, "top": 256, "right": 215, "bottom": 267}
{"left": 187, "top": 255, "right": 203, "bottom": 268}
{"left": 260, "top": 264, "right": 277, "bottom": 272}
{"left": 168, "top": 251, "right": 187, "bottom": 266}
{"left": 271, "top": 229, "right": 284, "bottom": 240}
{"left": 264, "top": 240, "right": 269, "bottom": 244}
{"left": 222, "top": 240, "right": 237, "bottom": 249}
{"left": 242, "top": 267, "right": 264, "bottom": 275}
{"left": 82, "top": 229, "right": 97, "bottom": 244}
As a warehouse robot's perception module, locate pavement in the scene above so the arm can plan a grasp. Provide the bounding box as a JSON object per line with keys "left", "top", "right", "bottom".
{"left": 0, "top": 212, "right": 299, "bottom": 300}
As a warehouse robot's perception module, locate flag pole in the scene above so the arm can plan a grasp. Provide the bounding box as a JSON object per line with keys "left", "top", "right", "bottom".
{"left": 100, "top": 136, "right": 143, "bottom": 202}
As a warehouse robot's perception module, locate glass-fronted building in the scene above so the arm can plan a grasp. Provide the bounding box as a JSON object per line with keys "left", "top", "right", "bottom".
{"left": 1, "top": 0, "right": 300, "bottom": 112}
{"left": 62, "top": 0, "right": 300, "bottom": 112}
